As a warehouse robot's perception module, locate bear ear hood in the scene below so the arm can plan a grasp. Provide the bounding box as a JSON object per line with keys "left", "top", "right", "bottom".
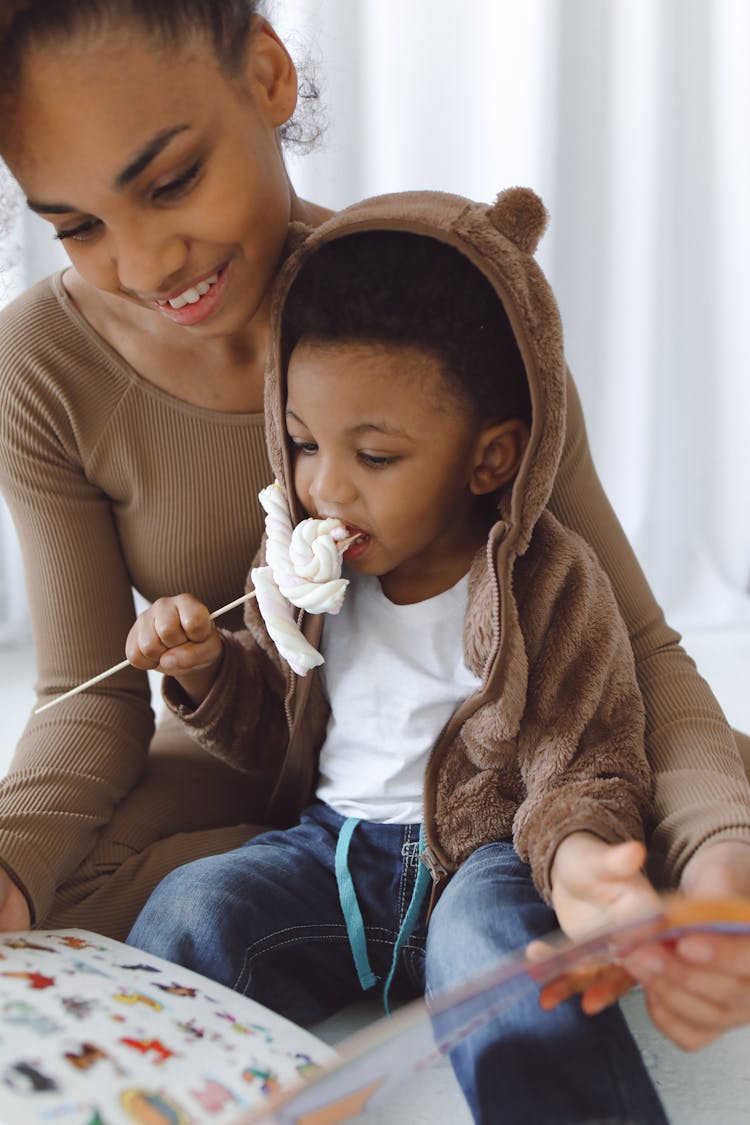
{"left": 264, "top": 186, "right": 566, "bottom": 559}
{"left": 487, "top": 187, "right": 549, "bottom": 255}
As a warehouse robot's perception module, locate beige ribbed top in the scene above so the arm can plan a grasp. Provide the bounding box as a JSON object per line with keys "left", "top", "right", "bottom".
{"left": 0, "top": 272, "right": 748, "bottom": 923}
{"left": 0, "top": 274, "right": 271, "bottom": 918}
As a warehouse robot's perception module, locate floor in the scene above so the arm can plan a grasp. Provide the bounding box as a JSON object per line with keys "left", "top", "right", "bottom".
{"left": 2, "top": 627, "right": 750, "bottom": 1122}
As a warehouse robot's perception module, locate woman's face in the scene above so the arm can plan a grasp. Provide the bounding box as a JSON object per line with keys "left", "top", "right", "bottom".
{"left": 3, "top": 21, "right": 297, "bottom": 337}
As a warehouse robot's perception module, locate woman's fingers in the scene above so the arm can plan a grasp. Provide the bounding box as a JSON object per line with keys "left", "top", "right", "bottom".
{"left": 0, "top": 872, "right": 31, "bottom": 932}
{"left": 624, "top": 934, "right": 750, "bottom": 1048}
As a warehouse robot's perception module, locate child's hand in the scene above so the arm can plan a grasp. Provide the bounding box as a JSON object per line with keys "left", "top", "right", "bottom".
{"left": 126, "top": 594, "right": 224, "bottom": 705}
{"left": 534, "top": 831, "right": 661, "bottom": 1016}
{"left": 550, "top": 831, "right": 661, "bottom": 941}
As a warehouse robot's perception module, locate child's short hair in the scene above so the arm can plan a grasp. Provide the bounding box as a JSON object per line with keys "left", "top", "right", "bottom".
{"left": 282, "top": 231, "right": 531, "bottom": 426}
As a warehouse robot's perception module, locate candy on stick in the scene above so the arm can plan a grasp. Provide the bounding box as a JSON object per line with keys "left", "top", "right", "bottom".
{"left": 252, "top": 481, "right": 353, "bottom": 675}
{"left": 258, "top": 481, "right": 349, "bottom": 614}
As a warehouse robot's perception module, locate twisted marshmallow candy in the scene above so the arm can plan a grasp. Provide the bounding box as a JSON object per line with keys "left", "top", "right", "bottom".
{"left": 251, "top": 481, "right": 350, "bottom": 675}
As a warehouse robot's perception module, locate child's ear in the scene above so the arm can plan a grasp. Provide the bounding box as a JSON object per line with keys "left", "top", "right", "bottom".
{"left": 243, "top": 19, "right": 298, "bottom": 128}
{"left": 470, "top": 419, "right": 529, "bottom": 496}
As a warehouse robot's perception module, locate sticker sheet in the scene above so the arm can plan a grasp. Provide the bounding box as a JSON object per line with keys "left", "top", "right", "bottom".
{"left": 0, "top": 929, "right": 337, "bottom": 1125}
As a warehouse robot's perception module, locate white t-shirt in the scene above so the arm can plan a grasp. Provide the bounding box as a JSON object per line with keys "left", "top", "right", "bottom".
{"left": 316, "top": 571, "right": 482, "bottom": 823}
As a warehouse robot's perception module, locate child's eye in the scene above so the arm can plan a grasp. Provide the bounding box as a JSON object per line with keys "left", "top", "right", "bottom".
{"left": 55, "top": 218, "right": 103, "bottom": 243}
{"left": 152, "top": 160, "right": 202, "bottom": 202}
{"left": 290, "top": 439, "right": 318, "bottom": 456}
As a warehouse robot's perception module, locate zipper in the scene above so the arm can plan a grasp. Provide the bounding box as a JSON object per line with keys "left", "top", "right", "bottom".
{"left": 420, "top": 845, "right": 451, "bottom": 924}
{"left": 419, "top": 845, "right": 450, "bottom": 884}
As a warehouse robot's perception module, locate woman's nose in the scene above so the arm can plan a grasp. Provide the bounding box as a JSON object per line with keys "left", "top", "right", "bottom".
{"left": 111, "top": 224, "right": 189, "bottom": 299}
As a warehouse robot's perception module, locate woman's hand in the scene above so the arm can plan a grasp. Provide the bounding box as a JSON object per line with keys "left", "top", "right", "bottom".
{"left": 125, "top": 594, "right": 224, "bottom": 706}
{"left": 0, "top": 870, "right": 31, "bottom": 932}
{"left": 622, "top": 840, "right": 750, "bottom": 1049}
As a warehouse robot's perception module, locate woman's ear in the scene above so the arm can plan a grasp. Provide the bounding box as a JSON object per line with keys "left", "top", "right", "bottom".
{"left": 243, "top": 19, "right": 298, "bottom": 128}
{"left": 470, "top": 419, "right": 529, "bottom": 495}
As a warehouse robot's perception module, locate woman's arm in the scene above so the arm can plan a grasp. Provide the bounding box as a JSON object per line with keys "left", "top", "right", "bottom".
{"left": 0, "top": 347, "right": 154, "bottom": 926}
{"left": 550, "top": 370, "right": 750, "bottom": 887}
{"left": 0, "top": 277, "right": 273, "bottom": 929}
{"left": 546, "top": 370, "right": 750, "bottom": 1049}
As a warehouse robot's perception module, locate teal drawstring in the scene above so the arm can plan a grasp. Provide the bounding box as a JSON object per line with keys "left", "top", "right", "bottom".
{"left": 335, "top": 817, "right": 379, "bottom": 991}
{"left": 335, "top": 819, "right": 430, "bottom": 1018}
{"left": 381, "top": 824, "right": 429, "bottom": 1017}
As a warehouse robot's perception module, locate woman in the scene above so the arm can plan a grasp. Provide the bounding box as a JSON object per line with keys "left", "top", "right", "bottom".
{"left": 0, "top": 0, "right": 748, "bottom": 1051}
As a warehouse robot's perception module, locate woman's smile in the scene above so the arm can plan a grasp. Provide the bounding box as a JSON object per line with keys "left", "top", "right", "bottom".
{"left": 151, "top": 262, "right": 231, "bottom": 326}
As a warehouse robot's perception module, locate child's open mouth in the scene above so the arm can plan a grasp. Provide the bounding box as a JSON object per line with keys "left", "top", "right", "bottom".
{"left": 328, "top": 521, "right": 370, "bottom": 561}
{"left": 341, "top": 527, "right": 370, "bottom": 561}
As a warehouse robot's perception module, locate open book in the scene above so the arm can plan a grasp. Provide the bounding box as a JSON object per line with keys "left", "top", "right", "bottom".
{"left": 1, "top": 896, "right": 749, "bottom": 1125}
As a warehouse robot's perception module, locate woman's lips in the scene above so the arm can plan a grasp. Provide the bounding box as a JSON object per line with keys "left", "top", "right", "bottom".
{"left": 153, "top": 263, "right": 230, "bottom": 326}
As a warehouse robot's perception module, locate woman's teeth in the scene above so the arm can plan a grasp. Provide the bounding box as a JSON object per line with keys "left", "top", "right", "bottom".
{"left": 167, "top": 273, "right": 219, "bottom": 309}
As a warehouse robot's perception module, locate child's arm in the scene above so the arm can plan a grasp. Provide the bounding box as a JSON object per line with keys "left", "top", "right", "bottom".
{"left": 126, "top": 593, "right": 289, "bottom": 772}
{"left": 125, "top": 594, "right": 224, "bottom": 707}
{"left": 512, "top": 514, "right": 651, "bottom": 903}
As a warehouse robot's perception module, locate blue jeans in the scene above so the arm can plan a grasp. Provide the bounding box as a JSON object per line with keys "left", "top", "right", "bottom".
{"left": 127, "top": 804, "right": 668, "bottom": 1124}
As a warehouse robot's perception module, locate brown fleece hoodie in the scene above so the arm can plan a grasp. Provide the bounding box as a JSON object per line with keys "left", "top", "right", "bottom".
{"left": 165, "top": 186, "right": 652, "bottom": 904}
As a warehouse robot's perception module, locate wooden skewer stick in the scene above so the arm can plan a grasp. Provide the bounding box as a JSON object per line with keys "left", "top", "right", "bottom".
{"left": 34, "top": 589, "right": 258, "bottom": 716}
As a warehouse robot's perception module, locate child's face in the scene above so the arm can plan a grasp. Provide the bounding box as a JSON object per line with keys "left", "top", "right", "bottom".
{"left": 286, "top": 339, "right": 497, "bottom": 604}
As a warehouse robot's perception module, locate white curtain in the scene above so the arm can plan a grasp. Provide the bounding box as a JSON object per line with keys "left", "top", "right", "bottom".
{"left": 1, "top": 0, "right": 749, "bottom": 645}
{"left": 277, "top": 0, "right": 750, "bottom": 630}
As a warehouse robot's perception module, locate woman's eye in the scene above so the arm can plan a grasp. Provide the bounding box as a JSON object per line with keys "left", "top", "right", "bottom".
{"left": 360, "top": 453, "right": 398, "bottom": 468}
{"left": 152, "top": 160, "right": 202, "bottom": 202}
{"left": 55, "top": 218, "right": 103, "bottom": 243}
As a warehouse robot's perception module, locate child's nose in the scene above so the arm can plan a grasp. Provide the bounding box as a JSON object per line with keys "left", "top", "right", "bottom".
{"left": 310, "top": 459, "right": 355, "bottom": 508}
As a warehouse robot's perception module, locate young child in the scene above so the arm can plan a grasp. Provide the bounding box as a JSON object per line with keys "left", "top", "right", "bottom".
{"left": 126, "top": 188, "right": 669, "bottom": 1123}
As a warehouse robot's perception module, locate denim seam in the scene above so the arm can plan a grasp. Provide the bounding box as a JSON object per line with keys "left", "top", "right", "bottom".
{"left": 238, "top": 923, "right": 403, "bottom": 965}
{"left": 234, "top": 931, "right": 402, "bottom": 994}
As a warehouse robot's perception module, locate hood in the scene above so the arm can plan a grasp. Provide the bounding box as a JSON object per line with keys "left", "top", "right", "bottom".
{"left": 264, "top": 186, "right": 565, "bottom": 560}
